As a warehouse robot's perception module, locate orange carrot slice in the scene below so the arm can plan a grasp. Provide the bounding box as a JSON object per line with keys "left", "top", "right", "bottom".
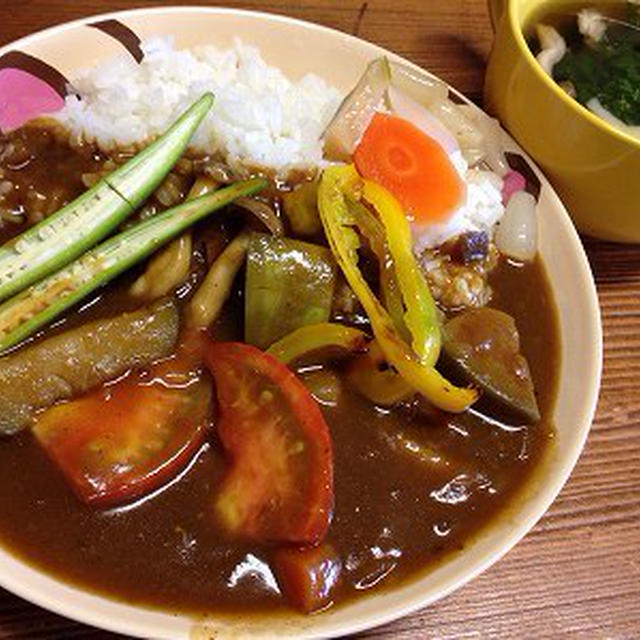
{"left": 354, "top": 112, "right": 465, "bottom": 224}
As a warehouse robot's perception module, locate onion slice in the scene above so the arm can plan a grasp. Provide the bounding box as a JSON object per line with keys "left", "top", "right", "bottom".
{"left": 495, "top": 191, "right": 538, "bottom": 262}
{"left": 235, "top": 196, "right": 284, "bottom": 237}
{"left": 387, "top": 85, "right": 459, "bottom": 154}
{"left": 323, "top": 57, "right": 391, "bottom": 161}
{"left": 456, "top": 105, "right": 509, "bottom": 176}
{"left": 389, "top": 60, "right": 449, "bottom": 106}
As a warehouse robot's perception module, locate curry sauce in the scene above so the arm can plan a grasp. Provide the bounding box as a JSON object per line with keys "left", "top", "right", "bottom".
{"left": 0, "top": 125, "right": 560, "bottom": 615}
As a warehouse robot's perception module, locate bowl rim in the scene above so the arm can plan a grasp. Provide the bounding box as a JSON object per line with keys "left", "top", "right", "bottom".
{"left": 506, "top": 0, "right": 640, "bottom": 149}
{"left": 0, "top": 5, "right": 603, "bottom": 639}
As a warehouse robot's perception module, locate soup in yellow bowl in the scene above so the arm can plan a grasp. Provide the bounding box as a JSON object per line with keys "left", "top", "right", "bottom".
{"left": 486, "top": 0, "right": 640, "bottom": 242}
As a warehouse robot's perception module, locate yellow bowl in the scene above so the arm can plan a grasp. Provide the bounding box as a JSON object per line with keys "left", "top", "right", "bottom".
{"left": 485, "top": 0, "right": 640, "bottom": 242}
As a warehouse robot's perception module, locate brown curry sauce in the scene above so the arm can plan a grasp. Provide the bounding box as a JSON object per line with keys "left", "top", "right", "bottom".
{"left": 0, "top": 125, "right": 560, "bottom": 615}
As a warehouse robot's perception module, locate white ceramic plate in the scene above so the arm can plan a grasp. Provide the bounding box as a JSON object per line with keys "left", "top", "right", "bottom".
{"left": 0, "top": 7, "right": 602, "bottom": 639}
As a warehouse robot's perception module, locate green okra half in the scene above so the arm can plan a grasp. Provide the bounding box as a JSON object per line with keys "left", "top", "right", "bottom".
{"left": 0, "top": 177, "right": 267, "bottom": 352}
{"left": 0, "top": 93, "right": 214, "bottom": 303}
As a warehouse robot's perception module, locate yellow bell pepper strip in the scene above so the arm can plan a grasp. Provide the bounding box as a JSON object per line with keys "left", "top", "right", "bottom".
{"left": 345, "top": 340, "right": 413, "bottom": 406}
{"left": 317, "top": 164, "right": 477, "bottom": 413}
{"left": 267, "top": 322, "right": 369, "bottom": 366}
{"left": 360, "top": 179, "right": 440, "bottom": 365}
{"left": 339, "top": 206, "right": 412, "bottom": 406}
{"left": 346, "top": 197, "right": 409, "bottom": 342}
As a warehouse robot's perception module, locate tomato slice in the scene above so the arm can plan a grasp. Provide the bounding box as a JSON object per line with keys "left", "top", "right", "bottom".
{"left": 33, "top": 331, "right": 212, "bottom": 507}
{"left": 204, "top": 341, "right": 334, "bottom": 545}
{"left": 272, "top": 543, "right": 342, "bottom": 613}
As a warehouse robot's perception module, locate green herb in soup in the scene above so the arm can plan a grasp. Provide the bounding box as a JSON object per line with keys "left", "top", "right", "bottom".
{"left": 531, "top": 1, "right": 640, "bottom": 136}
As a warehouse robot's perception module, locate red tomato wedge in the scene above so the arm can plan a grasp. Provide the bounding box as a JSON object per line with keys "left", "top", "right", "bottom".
{"left": 272, "top": 543, "right": 342, "bottom": 613}
{"left": 204, "top": 342, "right": 334, "bottom": 545}
{"left": 33, "top": 331, "right": 212, "bottom": 507}
{"left": 354, "top": 112, "right": 465, "bottom": 223}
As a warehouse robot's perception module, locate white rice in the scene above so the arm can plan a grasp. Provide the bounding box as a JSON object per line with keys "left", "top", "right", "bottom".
{"left": 56, "top": 37, "right": 342, "bottom": 176}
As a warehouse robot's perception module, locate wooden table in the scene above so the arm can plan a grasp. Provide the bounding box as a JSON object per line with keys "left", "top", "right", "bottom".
{"left": 0, "top": 1, "right": 638, "bottom": 638}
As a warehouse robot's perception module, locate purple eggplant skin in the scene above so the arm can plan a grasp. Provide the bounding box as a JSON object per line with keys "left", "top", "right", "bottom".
{"left": 442, "top": 307, "right": 541, "bottom": 423}
{"left": 0, "top": 298, "right": 179, "bottom": 436}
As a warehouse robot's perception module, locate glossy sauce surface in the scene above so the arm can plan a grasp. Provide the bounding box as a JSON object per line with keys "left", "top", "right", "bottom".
{"left": 0, "top": 125, "right": 559, "bottom": 614}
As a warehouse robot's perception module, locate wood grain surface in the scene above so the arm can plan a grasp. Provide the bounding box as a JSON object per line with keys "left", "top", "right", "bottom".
{"left": 0, "top": 1, "right": 638, "bottom": 638}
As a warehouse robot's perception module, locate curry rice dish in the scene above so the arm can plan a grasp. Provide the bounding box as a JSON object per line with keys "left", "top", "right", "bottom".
{"left": 0, "top": 46, "right": 559, "bottom": 616}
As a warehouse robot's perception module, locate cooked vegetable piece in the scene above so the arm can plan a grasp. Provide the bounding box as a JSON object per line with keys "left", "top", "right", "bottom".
{"left": 323, "top": 57, "right": 391, "bottom": 161}
{"left": 457, "top": 104, "right": 509, "bottom": 177}
{"left": 340, "top": 183, "right": 439, "bottom": 360}
{"left": 345, "top": 340, "right": 413, "bottom": 406}
{"left": 505, "top": 152, "right": 541, "bottom": 202}
{"left": 318, "top": 165, "right": 477, "bottom": 413}
{"left": 443, "top": 307, "right": 540, "bottom": 422}
{"left": 299, "top": 369, "right": 342, "bottom": 407}
{"left": 388, "top": 66, "right": 484, "bottom": 163}
{"left": 130, "top": 177, "right": 218, "bottom": 300}
{"left": 445, "top": 231, "right": 490, "bottom": 264}
{"left": 204, "top": 341, "right": 333, "bottom": 545}
{"left": 234, "top": 196, "right": 284, "bottom": 237}
{"left": 281, "top": 180, "right": 322, "bottom": 237}
{"left": 186, "top": 175, "right": 221, "bottom": 200}
{"left": 130, "top": 235, "right": 193, "bottom": 301}
{"left": 346, "top": 197, "right": 408, "bottom": 340}
{"left": 33, "top": 330, "right": 212, "bottom": 506}
{"left": 389, "top": 59, "right": 450, "bottom": 108}
{"left": 387, "top": 84, "right": 459, "bottom": 154}
{"left": 501, "top": 170, "right": 527, "bottom": 205}
{"left": 494, "top": 191, "right": 538, "bottom": 262}
{"left": 244, "top": 233, "right": 337, "bottom": 349}
{"left": 266, "top": 323, "right": 368, "bottom": 367}
{"left": 0, "top": 299, "right": 178, "bottom": 435}
{"left": 0, "top": 178, "right": 266, "bottom": 351}
{"left": 186, "top": 230, "right": 250, "bottom": 329}
{"left": 354, "top": 112, "right": 465, "bottom": 224}
{"left": 272, "top": 543, "right": 341, "bottom": 613}
{"left": 426, "top": 98, "right": 486, "bottom": 166}
{"left": 360, "top": 178, "right": 441, "bottom": 363}
{"left": 0, "top": 93, "right": 214, "bottom": 302}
